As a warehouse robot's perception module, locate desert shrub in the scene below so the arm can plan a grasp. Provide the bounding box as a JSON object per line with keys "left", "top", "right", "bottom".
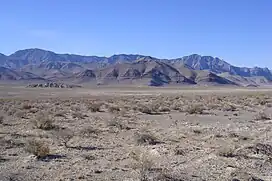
{"left": 25, "top": 139, "right": 50, "bottom": 158}
{"left": 71, "top": 105, "right": 81, "bottom": 112}
{"left": 255, "top": 96, "right": 268, "bottom": 105}
{"left": 135, "top": 130, "right": 160, "bottom": 145}
{"left": 21, "top": 103, "right": 32, "bottom": 110}
{"left": 207, "top": 103, "right": 220, "bottom": 110}
{"left": 155, "top": 168, "right": 190, "bottom": 181}
{"left": 266, "top": 103, "right": 272, "bottom": 108}
{"left": 170, "top": 102, "right": 182, "bottom": 111}
{"left": 130, "top": 148, "right": 159, "bottom": 181}
{"left": 29, "top": 108, "right": 38, "bottom": 114}
{"left": 0, "top": 115, "right": 4, "bottom": 124}
{"left": 1, "top": 138, "right": 25, "bottom": 149}
{"left": 108, "top": 105, "right": 121, "bottom": 113}
{"left": 54, "top": 111, "right": 66, "bottom": 117}
{"left": 217, "top": 146, "right": 236, "bottom": 158}
{"left": 185, "top": 104, "right": 205, "bottom": 114}
{"left": 158, "top": 106, "right": 171, "bottom": 112}
{"left": 151, "top": 103, "right": 161, "bottom": 112}
{"left": 15, "top": 110, "right": 26, "bottom": 118}
{"left": 222, "top": 104, "right": 237, "bottom": 111}
{"left": 108, "top": 117, "right": 129, "bottom": 130}
{"left": 192, "top": 129, "right": 202, "bottom": 134}
{"left": 72, "top": 112, "right": 87, "bottom": 119}
{"left": 33, "top": 114, "right": 55, "bottom": 130}
{"left": 138, "top": 105, "right": 153, "bottom": 114}
{"left": 254, "top": 111, "right": 270, "bottom": 121}
{"left": 117, "top": 109, "right": 130, "bottom": 117}
{"left": 83, "top": 154, "right": 96, "bottom": 160}
{"left": 251, "top": 143, "right": 272, "bottom": 156}
{"left": 80, "top": 126, "right": 100, "bottom": 137}
{"left": 56, "top": 129, "right": 74, "bottom": 148}
{"left": 88, "top": 103, "right": 101, "bottom": 112}
{"left": 174, "top": 147, "right": 186, "bottom": 156}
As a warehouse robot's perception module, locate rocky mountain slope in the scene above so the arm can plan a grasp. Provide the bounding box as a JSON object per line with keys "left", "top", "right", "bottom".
{"left": 171, "top": 54, "right": 272, "bottom": 79}
{"left": 0, "top": 48, "right": 271, "bottom": 86}
{"left": 0, "top": 66, "right": 44, "bottom": 81}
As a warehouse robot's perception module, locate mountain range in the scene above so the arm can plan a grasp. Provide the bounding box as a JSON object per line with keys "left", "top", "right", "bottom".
{"left": 0, "top": 48, "right": 271, "bottom": 87}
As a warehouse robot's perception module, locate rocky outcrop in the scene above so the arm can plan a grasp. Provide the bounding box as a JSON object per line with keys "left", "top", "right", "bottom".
{"left": 26, "top": 82, "right": 82, "bottom": 88}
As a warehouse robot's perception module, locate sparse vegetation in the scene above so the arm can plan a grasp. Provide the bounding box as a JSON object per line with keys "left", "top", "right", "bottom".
{"left": 25, "top": 139, "right": 50, "bottom": 159}
{"left": 174, "top": 147, "right": 186, "bottom": 156}
{"left": 56, "top": 129, "right": 74, "bottom": 148}
{"left": 83, "top": 154, "right": 96, "bottom": 160}
{"left": 138, "top": 105, "right": 153, "bottom": 114}
{"left": 21, "top": 103, "right": 32, "bottom": 110}
{"left": 107, "top": 117, "right": 129, "bottom": 130}
{"left": 1, "top": 88, "right": 272, "bottom": 180}
{"left": 130, "top": 148, "right": 158, "bottom": 181}
{"left": 72, "top": 112, "right": 87, "bottom": 119}
{"left": 80, "top": 126, "right": 100, "bottom": 137}
{"left": 254, "top": 111, "right": 270, "bottom": 121}
{"left": 33, "top": 114, "right": 55, "bottom": 130}
{"left": 0, "top": 114, "right": 4, "bottom": 124}
{"left": 135, "top": 130, "right": 160, "bottom": 145}
{"left": 217, "top": 146, "right": 236, "bottom": 158}
{"left": 185, "top": 104, "right": 205, "bottom": 114}
{"left": 108, "top": 105, "right": 121, "bottom": 113}
{"left": 88, "top": 103, "right": 101, "bottom": 112}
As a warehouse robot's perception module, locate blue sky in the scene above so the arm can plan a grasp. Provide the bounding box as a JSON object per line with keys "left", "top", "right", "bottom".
{"left": 0, "top": 0, "right": 271, "bottom": 67}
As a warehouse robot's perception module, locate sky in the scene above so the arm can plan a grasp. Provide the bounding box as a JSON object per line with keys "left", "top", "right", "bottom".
{"left": 0, "top": 0, "right": 271, "bottom": 68}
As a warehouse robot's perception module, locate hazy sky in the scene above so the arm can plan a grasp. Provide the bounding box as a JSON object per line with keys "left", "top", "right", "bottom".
{"left": 0, "top": 0, "right": 271, "bottom": 67}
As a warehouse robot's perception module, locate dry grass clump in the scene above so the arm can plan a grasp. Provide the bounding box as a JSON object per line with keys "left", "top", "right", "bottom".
{"left": 185, "top": 104, "right": 205, "bottom": 114}
{"left": 255, "top": 96, "right": 269, "bottom": 106}
{"left": 222, "top": 103, "right": 237, "bottom": 112}
{"left": 80, "top": 126, "right": 100, "bottom": 137}
{"left": 170, "top": 102, "right": 183, "bottom": 111}
{"left": 130, "top": 148, "right": 159, "bottom": 181}
{"left": 33, "top": 113, "right": 55, "bottom": 130}
{"left": 0, "top": 114, "right": 4, "bottom": 124}
{"left": 25, "top": 139, "right": 50, "bottom": 159}
{"left": 250, "top": 143, "right": 272, "bottom": 156}
{"left": 21, "top": 103, "right": 32, "bottom": 110}
{"left": 158, "top": 106, "right": 171, "bottom": 112}
{"left": 15, "top": 110, "right": 27, "bottom": 118}
{"left": 217, "top": 146, "right": 236, "bottom": 158}
{"left": 55, "top": 128, "right": 74, "bottom": 148}
{"left": 72, "top": 112, "right": 88, "bottom": 119}
{"left": 254, "top": 111, "right": 270, "bottom": 121}
{"left": 107, "top": 117, "right": 129, "bottom": 130}
{"left": 83, "top": 154, "right": 96, "bottom": 160}
{"left": 137, "top": 105, "right": 153, "bottom": 114}
{"left": 1, "top": 138, "right": 25, "bottom": 149}
{"left": 135, "top": 130, "right": 160, "bottom": 145}
{"left": 54, "top": 111, "right": 67, "bottom": 117}
{"left": 108, "top": 105, "right": 121, "bottom": 113}
{"left": 174, "top": 146, "right": 186, "bottom": 156}
{"left": 88, "top": 103, "right": 101, "bottom": 112}
{"left": 192, "top": 129, "right": 202, "bottom": 134}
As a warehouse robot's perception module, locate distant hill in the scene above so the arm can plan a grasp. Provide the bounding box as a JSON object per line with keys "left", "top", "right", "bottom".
{"left": 0, "top": 48, "right": 271, "bottom": 86}
{"left": 0, "top": 66, "right": 44, "bottom": 81}
{"left": 172, "top": 54, "right": 272, "bottom": 79}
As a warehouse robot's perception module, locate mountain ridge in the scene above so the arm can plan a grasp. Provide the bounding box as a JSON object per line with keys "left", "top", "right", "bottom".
{"left": 0, "top": 48, "right": 271, "bottom": 86}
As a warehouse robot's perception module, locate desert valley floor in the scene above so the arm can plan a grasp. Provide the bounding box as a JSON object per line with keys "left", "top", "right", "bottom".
{"left": 1, "top": 85, "right": 272, "bottom": 181}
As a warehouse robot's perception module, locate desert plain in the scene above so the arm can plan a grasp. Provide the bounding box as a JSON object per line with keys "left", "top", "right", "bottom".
{"left": 0, "top": 85, "right": 272, "bottom": 181}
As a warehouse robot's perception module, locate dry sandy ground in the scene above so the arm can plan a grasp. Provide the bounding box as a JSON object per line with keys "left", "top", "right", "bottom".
{"left": 1, "top": 85, "right": 272, "bottom": 181}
